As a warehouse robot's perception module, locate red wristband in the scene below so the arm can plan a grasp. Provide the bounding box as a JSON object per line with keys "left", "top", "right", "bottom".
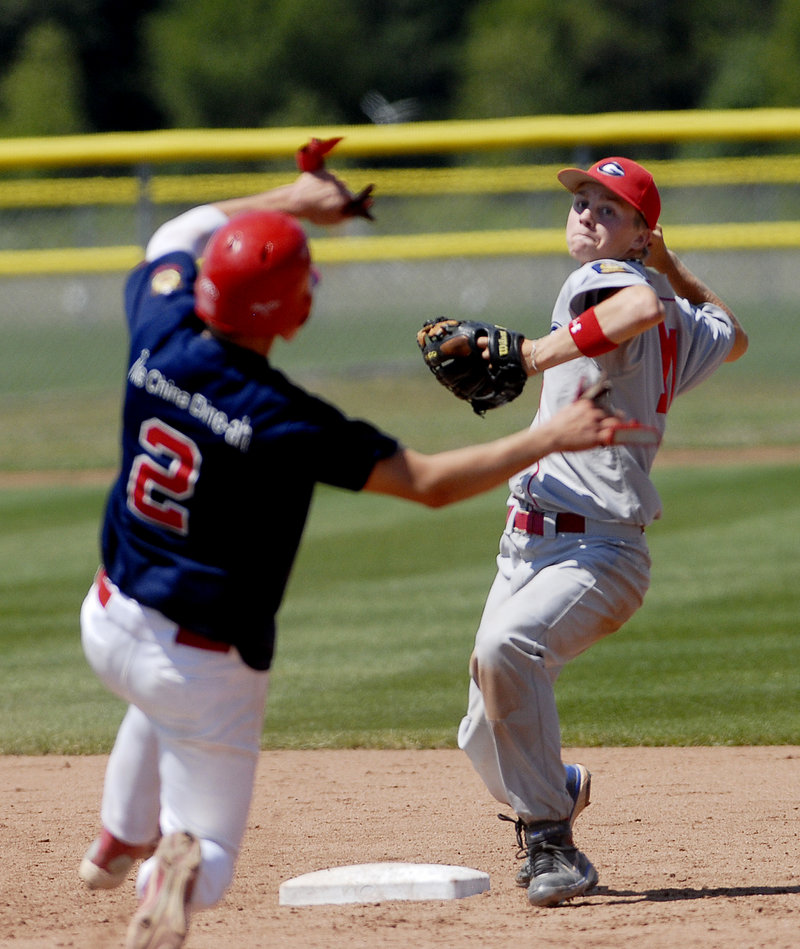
{"left": 568, "top": 306, "right": 618, "bottom": 357}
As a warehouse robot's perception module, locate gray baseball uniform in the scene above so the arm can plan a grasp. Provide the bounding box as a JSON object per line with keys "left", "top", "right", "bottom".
{"left": 458, "top": 256, "right": 736, "bottom": 824}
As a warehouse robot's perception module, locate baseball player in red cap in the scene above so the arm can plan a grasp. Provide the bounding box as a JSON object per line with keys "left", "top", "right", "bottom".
{"left": 458, "top": 156, "right": 748, "bottom": 907}
{"left": 77, "top": 157, "right": 620, "bottom": 948}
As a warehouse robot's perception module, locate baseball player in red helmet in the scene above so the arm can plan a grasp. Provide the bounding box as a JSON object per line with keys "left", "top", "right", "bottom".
{"left": 78, "top": 159, "right": 621, "bottom": 948}
{"left": 457, "top": 157, "right": 748, "bottom": 907}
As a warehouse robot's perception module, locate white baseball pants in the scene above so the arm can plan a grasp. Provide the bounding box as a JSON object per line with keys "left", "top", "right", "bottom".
{"left": 80, "top": 576, "right": 269, "bottom": 908}
{"left": 458, "top": 525, "right": 650, "bottom": 825}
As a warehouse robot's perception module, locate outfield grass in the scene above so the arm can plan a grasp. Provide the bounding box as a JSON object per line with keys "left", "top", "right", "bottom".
{"left": 1, "top": 296, "right": 797, "bottom": 752}
{"left": 0, "top": 462, "right": 797, "bottom": 754}
{"left": 1, "top": 299, "right": 800, "bottom": 471}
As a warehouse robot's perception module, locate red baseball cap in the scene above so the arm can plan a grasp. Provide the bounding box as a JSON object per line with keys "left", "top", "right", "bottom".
{"left": 557, "top": 157, "right": 661, "bottom": 229}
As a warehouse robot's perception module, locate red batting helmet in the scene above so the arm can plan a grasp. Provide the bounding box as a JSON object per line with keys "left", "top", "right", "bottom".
{"left": 195, "top": 211, "right": 313, "bottom": 340}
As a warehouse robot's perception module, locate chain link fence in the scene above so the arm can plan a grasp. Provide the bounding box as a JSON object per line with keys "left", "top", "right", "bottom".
{"left": 2, "top": 116, "right": 800, "bottom": 471}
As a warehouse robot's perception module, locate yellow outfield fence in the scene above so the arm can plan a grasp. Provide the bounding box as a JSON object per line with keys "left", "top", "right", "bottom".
{"left": 2, "top": 108, "right": 800, "bottom": 170}
{"left": 4, "top": 154, "right": 800, "bottom": 207}
{"left": 2, "top": 108, "right": 800, "bottom": 275}
{"left": 3, "top": 219, "right": 800, "bottom": 278}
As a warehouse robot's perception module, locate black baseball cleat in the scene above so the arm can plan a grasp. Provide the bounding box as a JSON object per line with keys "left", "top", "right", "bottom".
{"left": 511, "top": 762, "right": 592, "bottom": 888}
{"left": 522, "top": 821, "right": 598, "bottom": 907}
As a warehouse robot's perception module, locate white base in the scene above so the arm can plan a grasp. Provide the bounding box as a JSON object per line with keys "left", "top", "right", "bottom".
{"left": 279, "top": 862, "right": 490, "bottom": 906}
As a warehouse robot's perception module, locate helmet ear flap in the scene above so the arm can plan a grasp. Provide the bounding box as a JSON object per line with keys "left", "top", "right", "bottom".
{"left": 195, "top": 211, "right": 312, "bottom": 339}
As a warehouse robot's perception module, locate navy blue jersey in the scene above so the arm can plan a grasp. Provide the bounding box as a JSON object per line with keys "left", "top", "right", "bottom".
{"left": 101, "top": 251, "right": 399, "bottom": 670}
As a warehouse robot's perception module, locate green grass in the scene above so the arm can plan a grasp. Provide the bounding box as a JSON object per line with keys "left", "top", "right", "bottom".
{"left": 2, "top": 298, "right": 800, "bottom": 473}
{"left": 1, "top": 297, "right": 798, "bottom": 752}
{"left": 0, "top": 485, "right": 115, "bottom": 753}
{"left": 556, "top": 465, "right": 800, "bottom": 746}
{"left": 0, "top": 464, "right": 797, "bottom": 754}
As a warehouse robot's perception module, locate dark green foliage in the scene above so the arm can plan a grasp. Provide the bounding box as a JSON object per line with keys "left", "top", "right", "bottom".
{"left": 0, "top": 1, "right": 796, "bottom": 135}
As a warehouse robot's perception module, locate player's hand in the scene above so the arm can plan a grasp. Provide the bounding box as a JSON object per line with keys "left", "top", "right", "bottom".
{"left": 289, "top": 171, "right": 374, "bottom": 226}
{"left": 644, "top": 225, "right": 676, "bottom": 274}
{"left": 541, "top": 397, "right": 620, "bottom": 453}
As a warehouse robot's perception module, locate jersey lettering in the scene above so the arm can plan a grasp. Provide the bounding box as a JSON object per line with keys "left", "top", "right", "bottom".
{"left": 127, "top": 419, "right": 201, "bottom": 535}
{"left": 657, "top": 323, "right": 678, "bottom": 414}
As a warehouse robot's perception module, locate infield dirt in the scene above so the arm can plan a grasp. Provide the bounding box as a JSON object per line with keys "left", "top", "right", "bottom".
{"left": 2, "top": 746, "right": 797, "bottom": 948}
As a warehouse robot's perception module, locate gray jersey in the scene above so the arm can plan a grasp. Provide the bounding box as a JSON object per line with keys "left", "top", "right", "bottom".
{"left": 509, "top": 259, "right": 736, "bottom": 526}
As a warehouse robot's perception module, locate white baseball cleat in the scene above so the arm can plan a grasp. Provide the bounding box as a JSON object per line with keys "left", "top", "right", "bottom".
{"left": 126, "top": 831, "right": 201, "bottom": 949}
{"left": 80, "top": 829, "right": 157, "bottom": 890}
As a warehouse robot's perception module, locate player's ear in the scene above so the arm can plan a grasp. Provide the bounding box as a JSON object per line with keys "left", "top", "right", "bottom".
{"left": 629, "top": 227, "right": 650, "bottom": 258}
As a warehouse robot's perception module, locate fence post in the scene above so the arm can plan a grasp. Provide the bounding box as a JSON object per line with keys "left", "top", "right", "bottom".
{"left": 135, "top": 163, "right": 154, "bottom": 250}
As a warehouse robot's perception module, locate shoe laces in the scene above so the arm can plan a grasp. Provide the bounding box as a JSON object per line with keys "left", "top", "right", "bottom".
{"left": 498, "top": 813, "right": 528, "bottom": 862}
{"left": 530, "top": 838, "right": 575, "bottom": 877}
{"left": 498, "top": 814, "right": 574, "bottom": 865}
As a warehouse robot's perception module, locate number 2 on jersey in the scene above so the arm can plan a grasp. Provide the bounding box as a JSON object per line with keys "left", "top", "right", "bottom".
{"left": 127, "top": 419, "right": 201, "bottom": 534}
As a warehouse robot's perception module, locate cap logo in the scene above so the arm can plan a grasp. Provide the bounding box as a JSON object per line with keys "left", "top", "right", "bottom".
{"left": 597, "top": 161, "right": 626, "bottom": 178}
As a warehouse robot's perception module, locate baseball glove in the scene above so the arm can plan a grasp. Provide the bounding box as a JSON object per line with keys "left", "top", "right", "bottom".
{"left": 416, "top": 318, "right": 527, "bottom": 415}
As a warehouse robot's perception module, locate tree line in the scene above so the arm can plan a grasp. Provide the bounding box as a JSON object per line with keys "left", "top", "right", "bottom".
{"left": 0, "top": 0, "right": 798, "bottom": 140}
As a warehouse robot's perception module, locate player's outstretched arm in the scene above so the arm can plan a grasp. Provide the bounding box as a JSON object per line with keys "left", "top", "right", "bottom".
{"left": 211, "top": 171, "right": 371, "bottom": 227}
{"left": 146, "top": 137, "right": 372, "bottom": 260}
{"left": 145, "top": 171, "right": 371, "bottom": 261}
{"left": 364, "top": 397, "right": 620, "bottom": 508}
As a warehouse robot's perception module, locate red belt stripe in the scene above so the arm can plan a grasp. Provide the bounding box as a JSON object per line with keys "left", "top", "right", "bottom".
{"left": 507, "top": 508, "right": 587, "bottom": 535}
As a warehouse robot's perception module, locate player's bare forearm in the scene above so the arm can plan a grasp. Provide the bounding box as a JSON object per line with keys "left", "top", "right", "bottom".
{"left": 363, "top": 399, "right": 617, "bottom": 507}
{"left": 522, "top": 284, "right": 664, "bottom": 375}
{"left": 211, "top": 171, "right": 365, "bottom": 227}
{"left": 646, "top": 225, "right": 748, "bottom": 362}
{"left": 648, "top": 227, "right": 726, "bottom": 308}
